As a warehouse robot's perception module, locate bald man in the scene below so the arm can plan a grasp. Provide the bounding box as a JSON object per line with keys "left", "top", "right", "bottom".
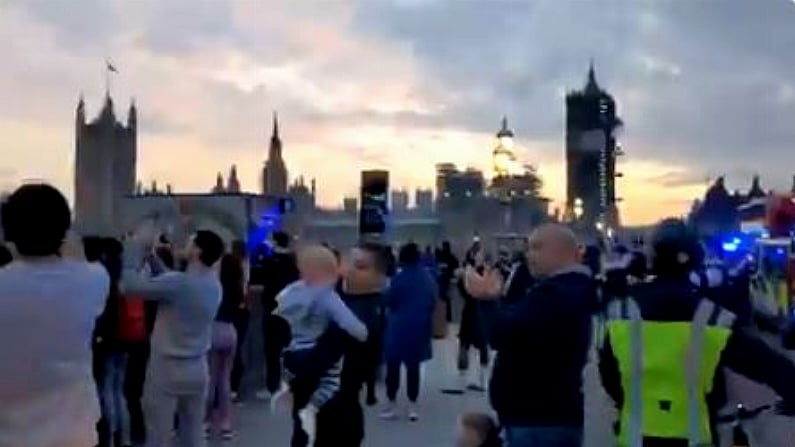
{"left": 466, "top": 224, "right": 597, "bottom": 447}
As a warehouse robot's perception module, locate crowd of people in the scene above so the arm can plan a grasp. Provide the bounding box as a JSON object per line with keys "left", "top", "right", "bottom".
{"left": 2, "top": 182, "right": 795, "bottom": 447}
{"left": 0, "top": 182, "right": 450, "bottom": 447}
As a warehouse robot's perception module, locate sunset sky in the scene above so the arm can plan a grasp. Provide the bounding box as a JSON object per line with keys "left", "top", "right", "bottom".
{"left": 2, "top": 0, "right": 795, "bottom": 224}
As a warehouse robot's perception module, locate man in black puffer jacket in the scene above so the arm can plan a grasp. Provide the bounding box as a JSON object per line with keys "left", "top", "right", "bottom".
{"left": 466, "top": 224, "right": 596, "bottom": 447}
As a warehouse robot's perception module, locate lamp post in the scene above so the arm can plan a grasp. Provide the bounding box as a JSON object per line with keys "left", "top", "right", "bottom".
{"left": 573, "top": 197, "right": 584, "bottom": 222}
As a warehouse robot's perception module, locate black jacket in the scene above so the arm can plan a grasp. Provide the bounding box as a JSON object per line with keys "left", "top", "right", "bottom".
{"left": 261, "top": 250, "right": 299, "bottom": 311}
{"left": 599, "top": 275, "right": 795, "bottom": 445}
{"left": 489, "top": 267, "right": 596, "bottom": 427}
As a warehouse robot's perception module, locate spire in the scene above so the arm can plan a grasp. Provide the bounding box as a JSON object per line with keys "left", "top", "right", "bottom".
{"left": 127, "top": 98, "right": 137, "bottom": 129}
{"left": 584, "top": 59, "right": 600, "bottom": 96}
{"left": 76, "top": 94, "right": 86, "bottom": 126}
{"left": 100, "top": 93, "right": 115, "bottom": 121}
{"left": 271, "top": 110, "right": 280, "bottom": 141}
{"left": 227, "top": 164, "right": 240, "bottom": 193}
{"left": 496, "top": 115, "right": 514, "bottom": 138}
{"left": 311, "top": 178, "right": 317, "bottom": 197}
{"left": 748, "top": 175, "right": 765, "bottom": 198}
{"left": 213, "top": 172, "right": 224, "bottom": 193}
{"left": 267, "top": 110, "right": 283, "bottom": 162}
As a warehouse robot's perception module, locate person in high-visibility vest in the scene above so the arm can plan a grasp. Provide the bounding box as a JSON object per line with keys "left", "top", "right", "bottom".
{"left": 598, "top": 218, "right": 795, "bottom": 446}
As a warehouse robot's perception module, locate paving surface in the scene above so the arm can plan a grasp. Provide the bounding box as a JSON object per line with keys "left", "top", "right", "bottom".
{"left": 218, "top": 321, "right": 795, "bottom": 447}
{"left": 213, "top": 333, "right": 489, "bottom": 447}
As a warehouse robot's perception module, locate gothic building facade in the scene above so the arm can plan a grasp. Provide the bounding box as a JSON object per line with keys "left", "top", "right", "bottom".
{"left": 564, "top": 62, "right": 623, "bottom": 231}
{"left": 690, "top": 175, "right": 794, "bottom": 237}
{"left": 74, "top": 94, "right": 137, "bottom": 235}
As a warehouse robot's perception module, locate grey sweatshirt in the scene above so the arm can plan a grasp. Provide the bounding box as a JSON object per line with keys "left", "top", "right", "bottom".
{"left": 122, "top": 267, "right": 221, "bottom": 359}
{"left": 275, "top": 280, "right": 368, "bottom": 351}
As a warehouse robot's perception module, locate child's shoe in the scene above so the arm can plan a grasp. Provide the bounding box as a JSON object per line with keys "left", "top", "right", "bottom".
{"left": 298, "top": 404, "right": 318, "bottom": 446}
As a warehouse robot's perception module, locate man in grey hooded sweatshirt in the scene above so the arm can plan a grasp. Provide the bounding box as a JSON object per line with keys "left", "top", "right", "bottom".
{"left": 122, "top": 230, "right": 225, "bottom": 447}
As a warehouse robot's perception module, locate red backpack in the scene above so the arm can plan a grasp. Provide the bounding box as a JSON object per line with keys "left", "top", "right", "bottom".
{"left": 118, "top": 295, "right": 147, "bottom": 343}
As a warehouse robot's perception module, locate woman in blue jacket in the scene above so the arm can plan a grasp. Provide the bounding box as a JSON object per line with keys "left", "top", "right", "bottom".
{"left": 380, "top": 243, "right": 437, "bottom": 422}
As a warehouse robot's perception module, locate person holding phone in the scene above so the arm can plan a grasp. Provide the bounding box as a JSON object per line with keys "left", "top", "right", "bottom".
{"left": 456, "top": 240, "right": 493, "bottom": 392}
{"left": 0, "top": 184, "right": 110, "bottom": 447}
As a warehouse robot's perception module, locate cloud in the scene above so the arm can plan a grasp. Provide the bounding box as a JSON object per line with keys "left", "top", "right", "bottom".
{"left": 351, "top": 0, "right": 795, "bottom": 179}
{"left": 647, "top": 170, "right": 708, "bottom": 188}
{"left": 2, "top": 0, "right": 795, "bottom": 225}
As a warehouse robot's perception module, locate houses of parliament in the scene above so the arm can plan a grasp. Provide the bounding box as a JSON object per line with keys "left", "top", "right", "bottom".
{"left": 73, "top": 88, "right": 313, "bottom": 240}
{"left": 66, "top": 61, "right": 626, "bottom": 247}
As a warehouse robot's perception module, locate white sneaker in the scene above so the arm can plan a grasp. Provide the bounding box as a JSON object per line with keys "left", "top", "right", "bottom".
{"left": 298, "top": 405, "right": 318, "bottom": 446}
{"left": 407, "top": 404, "right": 419, "bottom": 422}
{"left": 379, "top": 402, "right": 398, "bottom": 420}
{"left": 255, "top": 388, "right": 272, "bottom": 401}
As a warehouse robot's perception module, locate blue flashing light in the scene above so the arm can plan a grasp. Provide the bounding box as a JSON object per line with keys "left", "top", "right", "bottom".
{"left": 722, "top": 242, "right": 739, "bottom": 253}
{"left": 718, "top": 232, "right": 761, "bottom": 258}
{"left": 245, "top": 202, "right": 286, "bottom": 257}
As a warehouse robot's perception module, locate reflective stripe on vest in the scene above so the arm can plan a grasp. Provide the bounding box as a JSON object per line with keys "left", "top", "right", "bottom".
{"left": 606, "top": 298, "right": 734, "bottom": 447}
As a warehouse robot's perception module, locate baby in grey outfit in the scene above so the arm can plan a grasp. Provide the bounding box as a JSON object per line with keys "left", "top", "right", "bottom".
{"left": 272, "top": 246, "right": 368, "bottom": 446}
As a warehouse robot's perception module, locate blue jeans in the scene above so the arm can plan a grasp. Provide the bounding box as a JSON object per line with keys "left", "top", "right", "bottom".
{"left": 99, "top": 353, "right": 131, "bottom": 446}
{"left": 503, "top": 426, "right": 583, "bottom": 447}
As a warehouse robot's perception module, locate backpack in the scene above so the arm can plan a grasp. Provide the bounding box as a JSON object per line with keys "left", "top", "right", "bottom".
{"left": 117, "top": 295, "right": 147, "bottom": 343}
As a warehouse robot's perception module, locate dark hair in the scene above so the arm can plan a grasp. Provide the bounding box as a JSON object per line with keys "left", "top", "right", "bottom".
{"left": 82, "top": 236, "right": 104, "bottom": 262}
{"left": 219, "top": 253, "right": 244, "bottom": 305}
{"left": 398, "top": 242, "right": 421, "bottom": 266}
{"left": 155, "top": 245, "right": 175, "bottom": 269}
{"left": 1, "top": 184, "right": 71, "bottom": 257}
{"left": 626, "top": 251, "right": 648, "bottom": 279}
{"left": 100, "top": 237, "right": 123, "bottom": 282}
{"left": 194, "top": 230, "right": 224, "bottom": 267}
{"left": 357, "top": 241, "right": 388, "bottom": 273}
{"left": 650, "top": 218, "right": 702, "bottom": 275}
{"left": 272, "top": 231, "right": 291, "bottom": 249}
{"left": 582, "top": 245, "right": 601, "bottom": 276}
{"left": 0, "top": 243, "right": 12, "bottom": 267}
{"left": 230, "top": 239, "right": 246, "bottom": 259}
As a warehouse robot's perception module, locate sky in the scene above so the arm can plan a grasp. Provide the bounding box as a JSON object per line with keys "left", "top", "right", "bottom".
{"left": 1, "top": 0, "right": 795, "bottom": 224}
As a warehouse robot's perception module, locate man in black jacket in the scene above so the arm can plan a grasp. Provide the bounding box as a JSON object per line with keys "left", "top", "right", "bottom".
{"left": 467, "top": 224, "right": 596, "bottom": 447}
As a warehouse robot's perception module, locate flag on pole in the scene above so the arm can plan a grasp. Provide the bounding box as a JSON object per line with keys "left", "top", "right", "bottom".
{"left": 106, "top": 60, "right": 118, "bottom": 73}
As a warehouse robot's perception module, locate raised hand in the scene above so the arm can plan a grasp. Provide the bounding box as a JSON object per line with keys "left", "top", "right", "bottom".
{"left": 464, "top": 265, "right": 503, "bottom": 299}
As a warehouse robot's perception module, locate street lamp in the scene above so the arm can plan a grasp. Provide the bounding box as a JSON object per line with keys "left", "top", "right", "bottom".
{"left": 574, "top": 197, "right": 584, "bottom": 221}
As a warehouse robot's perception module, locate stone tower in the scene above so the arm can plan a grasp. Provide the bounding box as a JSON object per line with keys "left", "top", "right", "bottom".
{"left": 74, "top": 93, "right": 137, "bottom": 235}
{"left": 262, "top": 111, "right": 288, "bottom": 196}
{"left": 564, "top": 61, "right": 623, "bottom": 230}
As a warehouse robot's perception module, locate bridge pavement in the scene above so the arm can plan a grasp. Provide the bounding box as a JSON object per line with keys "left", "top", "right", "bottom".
{"left": 216, "top": 327, "right": 794, "bottom": 447}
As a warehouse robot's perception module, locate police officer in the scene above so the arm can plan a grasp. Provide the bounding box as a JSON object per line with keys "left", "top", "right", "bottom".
{"left": 598, "top": 218, "right": 795, "bottom": 446}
